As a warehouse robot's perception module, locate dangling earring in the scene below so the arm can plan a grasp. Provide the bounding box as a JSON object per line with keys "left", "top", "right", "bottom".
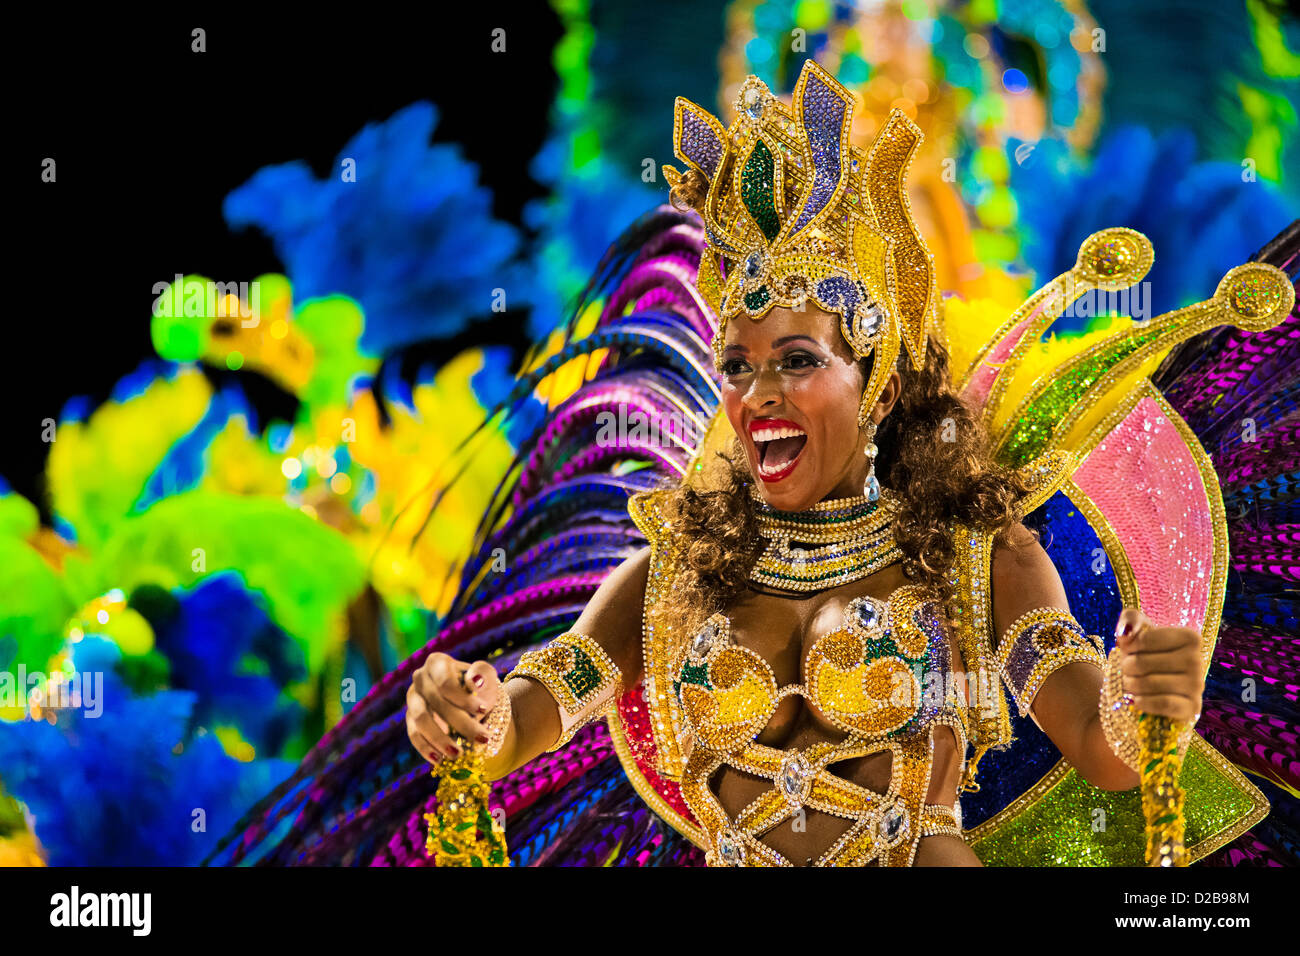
{"left": 863, "top": 419, "right": 880, "bottom": 502}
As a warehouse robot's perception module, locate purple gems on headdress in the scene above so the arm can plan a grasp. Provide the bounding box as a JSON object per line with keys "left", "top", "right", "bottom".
{"left": 789, "top": 73, "right": 848, "bottom": 235}
{"left": 815, "top": 275, "right": 861, "bottom": 316}
{"left": 681, "top": 111, "right": 723, "bottom": 180}
{"left": 817, "top": 278, "right": 885, "bottom": 354}
{"left": 705, "top": 223, "right": 740, "bottom": 256}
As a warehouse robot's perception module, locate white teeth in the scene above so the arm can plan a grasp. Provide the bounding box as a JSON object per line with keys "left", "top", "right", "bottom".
{"left": 758, "top": 457, "right": 799, "bottom": 475}
{"left": 752, "top": 423, "right": 806, "bottom": 477}
{"left": 752, "top": 425, "right": 807, "bottom": 442}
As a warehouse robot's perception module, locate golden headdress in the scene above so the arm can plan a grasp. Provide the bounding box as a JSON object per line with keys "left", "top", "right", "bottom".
{"left": 663, "top": 59, "right": 938, "bottom": 410}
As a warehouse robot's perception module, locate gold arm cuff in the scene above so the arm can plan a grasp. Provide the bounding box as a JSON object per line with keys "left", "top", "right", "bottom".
{"left": 994, "top": 607, "right": 1106, "bottom": 718}
{"left": 507, "top": 631, "right": 623, "bottom": 753}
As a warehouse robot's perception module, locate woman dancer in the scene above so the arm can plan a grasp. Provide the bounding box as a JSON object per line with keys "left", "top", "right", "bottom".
{"left": 404, "top": 62, "right": 1237, "bottom": 867}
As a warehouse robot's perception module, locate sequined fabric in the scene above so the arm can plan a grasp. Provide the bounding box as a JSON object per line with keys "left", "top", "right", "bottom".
{"left": 995, "top": 608, "right": 1107, "bottom": 719}
{"left": 669, "top": 584, "right": 970, "bottom": 866}
{"left": 665, "top": 60, "right": 936, "bottom": 375}
{"left": 967, "top": 737, "right": 1265, "bottom": 866}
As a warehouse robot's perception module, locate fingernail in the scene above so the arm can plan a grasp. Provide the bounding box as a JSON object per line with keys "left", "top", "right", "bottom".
{"left": 476, "top": 734, "right": 489, "bottom": 744}
{"left": 1115, "top": 620, "right": 1131, "bottom": 638}
{"left": 477, "top": 704, "right": 488, "bottom": 715}
{"left": 471, "top": 674, "right": 484, "bottom": 687}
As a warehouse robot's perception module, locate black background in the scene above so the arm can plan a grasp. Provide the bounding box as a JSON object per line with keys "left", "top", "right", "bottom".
{"left": 11, "top": 10, "right": 565, "bottom": 523}
{"left": 5, "top": 863, "right": 1289, "bottom": 939}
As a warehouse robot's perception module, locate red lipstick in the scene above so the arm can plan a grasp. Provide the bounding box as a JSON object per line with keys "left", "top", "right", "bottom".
{"left": 748, "top": 417, "right": 808, "bottom": 483}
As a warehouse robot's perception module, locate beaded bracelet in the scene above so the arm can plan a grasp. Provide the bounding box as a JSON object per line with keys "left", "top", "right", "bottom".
{"left": 1098, "top": 645, "right": 1198, "bottom": 772}
{"left": 1098, "top": 645, "right": 1141, "bottom": 771}
{"left": 476, "top": 686, "right": 513, "bottom": 758}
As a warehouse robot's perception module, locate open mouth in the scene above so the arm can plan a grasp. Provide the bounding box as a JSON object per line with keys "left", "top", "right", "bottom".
{"left": 750, "top": 419, "right": 808, "bottom": 482}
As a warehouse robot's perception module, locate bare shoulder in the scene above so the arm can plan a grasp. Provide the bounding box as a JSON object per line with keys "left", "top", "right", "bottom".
{"left": 597, "top": 546, "right": 652, "bottom": 613}
{"left": 990, "top": 521, "right": 1048, "bottom": 573}
{"left": 989, "top": 521, "right": 1070, "bottom": 647}
{"left": 568, "top": 546, "right": 652, "bottom": 685}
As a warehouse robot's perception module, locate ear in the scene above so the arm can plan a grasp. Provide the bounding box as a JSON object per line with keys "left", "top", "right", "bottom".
{"left": 868, "top": 370, "right": 903, "bottom": 424}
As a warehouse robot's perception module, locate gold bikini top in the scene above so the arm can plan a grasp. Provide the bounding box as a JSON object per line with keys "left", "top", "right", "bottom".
{"left": 673, "top": 584, "right": 968, "bottom": 756}
{"left": 671, "top": 583, "right": 972, "bottom": 866}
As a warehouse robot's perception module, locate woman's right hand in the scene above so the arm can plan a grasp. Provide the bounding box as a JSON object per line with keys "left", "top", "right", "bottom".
{"left": 405, "top": 653, "right": 502, "bottom": 764}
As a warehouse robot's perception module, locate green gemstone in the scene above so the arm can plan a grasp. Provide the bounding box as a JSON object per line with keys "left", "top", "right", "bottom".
{"left": 744, "top": 285, "right": 771, "bottom": 310}
{"left": 564, "top": 648, "right": 602, "bottom": 698}
{"left": 741, "top": 140, "right": 780, "bottom": 241}
{"left": 862, "top": 634, "right": 904, "bottom": 661}
{"left": 678, "top": 661, "right": 711, "bottom": 687}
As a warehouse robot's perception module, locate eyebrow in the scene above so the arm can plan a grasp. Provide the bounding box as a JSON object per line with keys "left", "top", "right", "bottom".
{"left": 722, "top": 334, "right": 822, "bottom": 354}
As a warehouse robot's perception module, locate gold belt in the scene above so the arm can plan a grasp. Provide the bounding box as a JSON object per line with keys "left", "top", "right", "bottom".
{"left": 683, "top": 731, "right": 940, "bottom": 866}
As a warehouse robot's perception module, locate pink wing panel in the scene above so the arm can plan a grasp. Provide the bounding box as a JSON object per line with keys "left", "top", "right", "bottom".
{"left": 961, "top": 293, "right": 1058, "bottom": 410}
{"left": 1073, "top": 394, "right": 1216, "bottom": 630}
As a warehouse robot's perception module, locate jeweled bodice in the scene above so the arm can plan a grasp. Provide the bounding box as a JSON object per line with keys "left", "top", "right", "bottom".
{"left": 673, "top": 584, "right": 965, "bottom": 756}
{"left": 621, "top": 483, "right": 1038, "bottom": 867}
{"left": 671, "top": 583, "right": 971, "bottom": 866}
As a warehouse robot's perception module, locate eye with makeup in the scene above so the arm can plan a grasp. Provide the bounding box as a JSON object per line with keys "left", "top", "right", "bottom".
{"left": 776, "top": 349, "right": 825, "bottom": 373}
{"left": 721, "top": 350, "right": 826, "bottom": 377}
{"left": 719, "top": 356, "right": 750, "bottom": 377}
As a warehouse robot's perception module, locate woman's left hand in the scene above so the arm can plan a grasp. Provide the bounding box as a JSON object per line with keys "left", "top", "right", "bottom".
{"left": 1114, "top": 607, "right": 1205, "bottom": 724}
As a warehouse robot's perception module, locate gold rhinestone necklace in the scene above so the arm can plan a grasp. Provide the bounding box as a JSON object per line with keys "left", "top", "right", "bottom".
{"left": 748, "top": 487, "right": 902, "bottom": 593}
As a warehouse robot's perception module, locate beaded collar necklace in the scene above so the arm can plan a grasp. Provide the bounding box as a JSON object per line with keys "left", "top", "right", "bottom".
{"left": 748, "top": 486, "right": 902, "bottom": 593}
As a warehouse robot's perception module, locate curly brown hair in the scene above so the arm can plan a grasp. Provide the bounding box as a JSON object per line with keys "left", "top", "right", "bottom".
{"left": 652, "top": 332, "right": 1036, "bottom": 646}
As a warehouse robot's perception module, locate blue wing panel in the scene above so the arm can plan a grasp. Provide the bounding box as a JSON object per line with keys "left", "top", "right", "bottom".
{"left": 962, "top": 490, "right": 1124, "bottom": 827}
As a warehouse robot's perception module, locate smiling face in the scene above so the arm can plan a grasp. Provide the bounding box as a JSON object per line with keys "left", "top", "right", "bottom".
{"left": 720, "top": 305, "right": 902, "bottom": 511}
